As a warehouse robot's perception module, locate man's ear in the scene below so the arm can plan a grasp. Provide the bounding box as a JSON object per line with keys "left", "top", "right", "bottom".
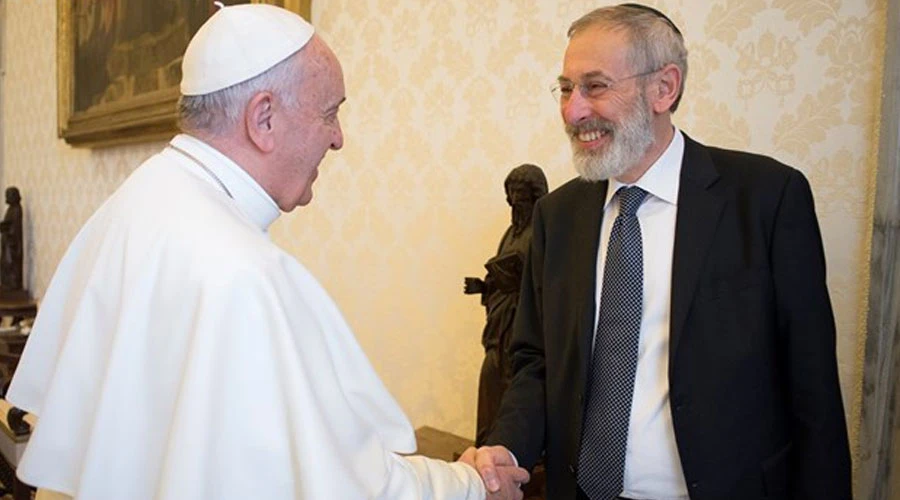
{"left": 650, "top": 63, "right": 682, "bottom": 114}
{"left": 246, "top": 91, "right": 276, "bottom": 153}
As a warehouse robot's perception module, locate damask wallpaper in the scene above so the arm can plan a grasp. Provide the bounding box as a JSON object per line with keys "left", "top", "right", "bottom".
{"left": 0, "top": 0, "right": 885, "bottom": 466}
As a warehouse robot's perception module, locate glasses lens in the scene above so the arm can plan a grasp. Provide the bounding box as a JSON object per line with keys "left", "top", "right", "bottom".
{"left": 550, "top": 84, "right": 561, "bottom": 102}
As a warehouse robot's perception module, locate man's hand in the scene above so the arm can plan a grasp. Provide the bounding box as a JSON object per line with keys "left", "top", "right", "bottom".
{"left": 458, "top": 445, "right": 529, "bottom": 499}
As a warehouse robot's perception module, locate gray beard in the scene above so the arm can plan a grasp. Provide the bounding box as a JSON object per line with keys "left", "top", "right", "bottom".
{"left": 568, "top": 94, "right": 655, "bottom": 182}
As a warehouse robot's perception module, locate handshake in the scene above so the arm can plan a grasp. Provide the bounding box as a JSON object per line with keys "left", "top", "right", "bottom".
{"left": 458, "top": 445, "right": 530, "bottom": 500}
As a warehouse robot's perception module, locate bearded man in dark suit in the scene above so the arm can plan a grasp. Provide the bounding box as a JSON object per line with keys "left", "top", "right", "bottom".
{"left": 461, "top": 4, "right": 851, "bottom": 500}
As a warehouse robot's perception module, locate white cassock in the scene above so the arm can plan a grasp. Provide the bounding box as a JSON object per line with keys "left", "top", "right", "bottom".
{"left": 7, "top": 134, "right": 485, "bottom": 500}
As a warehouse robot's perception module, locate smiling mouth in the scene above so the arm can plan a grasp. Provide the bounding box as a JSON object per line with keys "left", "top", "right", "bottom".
{"left": 577, "top": 129, "right": 610, "bottom": 142}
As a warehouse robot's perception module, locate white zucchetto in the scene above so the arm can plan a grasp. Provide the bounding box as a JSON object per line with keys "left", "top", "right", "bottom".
{"left": 180, "top": 3, "right": 315, "bottom": 96}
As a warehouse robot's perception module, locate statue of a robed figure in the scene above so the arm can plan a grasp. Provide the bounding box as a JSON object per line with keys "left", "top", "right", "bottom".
{"left": 0, "top": 186, "right": 36, "bottom": 422}
{"left": 464, "top": 164, "right": 548, "bottom": 446}
{"left": 0, "top": 187, "right": 27, "bottom": 301}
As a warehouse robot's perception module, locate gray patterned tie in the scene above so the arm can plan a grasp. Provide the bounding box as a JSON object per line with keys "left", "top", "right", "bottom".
{"left": 577, "top": 186, "right": 648, "bottom": 499}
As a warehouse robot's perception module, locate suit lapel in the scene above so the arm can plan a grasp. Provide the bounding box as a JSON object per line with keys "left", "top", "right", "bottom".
{"left": 669, "top": 136, "right": 725, "bottom": 367}
{"left": 572, "top": 180, "right": 608, "bottom": 388}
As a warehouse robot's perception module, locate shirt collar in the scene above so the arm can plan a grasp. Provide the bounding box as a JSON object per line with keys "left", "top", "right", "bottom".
{"left": 605, "top": 128, "right": 684, "bottom": 209}
{"left": 170, "top": 134, "right": 281, "bottom": 232}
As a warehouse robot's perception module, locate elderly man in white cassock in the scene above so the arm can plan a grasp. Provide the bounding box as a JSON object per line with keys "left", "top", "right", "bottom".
{"left": 6, "top": 4, "right": 528, "bottom": 500}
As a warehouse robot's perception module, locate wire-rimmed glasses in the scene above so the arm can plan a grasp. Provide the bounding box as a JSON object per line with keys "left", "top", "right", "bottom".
{"left": 550, "top": 68, "right": 661, "bottom": 102}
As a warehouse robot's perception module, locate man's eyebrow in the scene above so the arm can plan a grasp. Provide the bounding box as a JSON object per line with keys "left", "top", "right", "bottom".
{"left": 557, "top": 70, "right": 612, "bottom": 84}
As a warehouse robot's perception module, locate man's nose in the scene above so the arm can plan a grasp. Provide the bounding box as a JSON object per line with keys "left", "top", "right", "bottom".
{"left": 331, "top": 121, "right": 344, "bottom": 150}
{"left": 561, "top": 90, "right": 593, "bottom": 126}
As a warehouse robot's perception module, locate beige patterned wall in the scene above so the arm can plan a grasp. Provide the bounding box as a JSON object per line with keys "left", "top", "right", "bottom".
{"left": 0, "top": 0, "right": 884, "bottom": 456}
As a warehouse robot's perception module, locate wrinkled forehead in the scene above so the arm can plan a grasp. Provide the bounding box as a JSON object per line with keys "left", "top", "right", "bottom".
{"left": 299, "top": 37, "right": 346, "bottom": 104}
{"left": 302, "top": 37, "right": 340, "bottom": 77}
{"left": 562, "top": 25, "right": 636, "bottom": 79}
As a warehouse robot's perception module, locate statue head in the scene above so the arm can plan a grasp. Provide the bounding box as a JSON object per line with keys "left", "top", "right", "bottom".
{"left": 504, "top": 164, "right": 548, "bottom": 232}
{"left": 5, "top": 187, "right": 20, "bottom": 205}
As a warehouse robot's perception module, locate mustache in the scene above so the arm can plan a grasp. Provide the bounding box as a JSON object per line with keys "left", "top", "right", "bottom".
{"left": 565, "top": 117, "right": 615, "bottom": 138}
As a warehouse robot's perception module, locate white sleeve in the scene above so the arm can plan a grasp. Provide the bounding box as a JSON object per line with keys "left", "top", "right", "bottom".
{"left": 378, "top": 454, "right": 487, "bottom": 500}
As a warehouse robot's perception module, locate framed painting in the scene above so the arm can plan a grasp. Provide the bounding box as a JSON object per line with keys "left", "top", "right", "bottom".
{"left": 57, "top": 0, "right": 311, "bottom": 148}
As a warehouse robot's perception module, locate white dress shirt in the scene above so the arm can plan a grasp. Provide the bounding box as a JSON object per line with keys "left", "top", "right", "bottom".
{"left": 593, "top": 129, "right": 689, "bottom": 500}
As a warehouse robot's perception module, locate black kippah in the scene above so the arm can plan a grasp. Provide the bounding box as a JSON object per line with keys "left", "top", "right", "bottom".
{"left": 619, "top": 3, "right": 683, "bottom": 37}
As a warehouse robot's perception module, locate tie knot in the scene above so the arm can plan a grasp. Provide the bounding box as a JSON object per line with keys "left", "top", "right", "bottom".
{"left": 617, "top": 186, "right": 647, "bottom": 216}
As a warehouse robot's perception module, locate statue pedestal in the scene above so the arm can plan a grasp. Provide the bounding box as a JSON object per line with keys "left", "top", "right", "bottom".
{"left": 0, "top": 297, "right": 36, "bottom": 323}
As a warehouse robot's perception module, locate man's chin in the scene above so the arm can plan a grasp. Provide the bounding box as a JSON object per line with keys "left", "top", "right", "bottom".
{"left": 297, "top": 190, "right": 313, "bottom": 208}
{"left": 573, "top": 156, "right": 610, "bottom": 182}
{"left": 280, "top": 189, "right": 314, "bottom": 212}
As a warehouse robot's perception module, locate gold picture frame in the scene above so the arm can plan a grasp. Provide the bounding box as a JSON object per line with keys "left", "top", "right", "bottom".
{"left": 57, "top": 0, "right": 311, "bottom": 148}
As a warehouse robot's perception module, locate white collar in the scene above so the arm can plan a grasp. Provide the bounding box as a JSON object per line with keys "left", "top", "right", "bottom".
{"left": 605, "top": 128, "right": 684, "bottom": 209}
{"left": 169, "top": 134, "right": 281, "bottom": 232}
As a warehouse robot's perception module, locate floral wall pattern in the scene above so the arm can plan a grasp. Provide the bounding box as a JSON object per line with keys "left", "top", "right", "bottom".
{"left": 0, "top": 0, "right": 885, "bottom": 465}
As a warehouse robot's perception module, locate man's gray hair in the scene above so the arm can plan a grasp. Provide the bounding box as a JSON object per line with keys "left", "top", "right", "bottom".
{"left": 568, "top": 4, "right": 688, "bottom": 112}
{"left": 178, "top": 51, "right": 303, "bottom": 135}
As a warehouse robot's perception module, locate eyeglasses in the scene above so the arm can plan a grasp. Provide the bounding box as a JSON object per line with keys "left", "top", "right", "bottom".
{"left": 550, "top": 68, "right": 661, "bottom": 102}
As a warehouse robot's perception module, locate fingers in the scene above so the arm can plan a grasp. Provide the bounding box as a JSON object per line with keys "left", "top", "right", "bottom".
{"left": 474, "top": 446, "right": 511, "bottom": 492}
{"left": 478, "top": 463, "right": 501, "bottom": 493}
{"left": 499, "top": 465, "right": 529, "bottom": 485}
{"left": 479, "top": 445, "right": 516, "bottom": 466}
{"left": 475, "top": 445, "right": 527, "bottom": 495}
{"left": 457, "top": 444, "right": 529, "bottom": 500}
{"left": 457, "top": 446, "right": 477, "bottom": 468}
{"left": 487, "top": 466, "right": 528, "bottom": 500}
{"left": 457, "top": 445, "right": 526, "bottom": 496}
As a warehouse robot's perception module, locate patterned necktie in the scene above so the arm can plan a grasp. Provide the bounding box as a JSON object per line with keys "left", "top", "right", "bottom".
{"left": 577, "top": 186, "right": 648, "bottom": 499}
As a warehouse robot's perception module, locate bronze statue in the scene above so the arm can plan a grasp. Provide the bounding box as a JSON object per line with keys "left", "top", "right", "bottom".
{"left": 465, "top": 164, "right": 548, "bottom": 446}
{"left": 0, "top": 187, "right": 26, "bottom": 299}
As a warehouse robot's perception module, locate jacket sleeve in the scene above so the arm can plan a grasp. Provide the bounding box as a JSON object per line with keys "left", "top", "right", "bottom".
{"left": 769, "top": 168, "right": 851, "bottom": 498}
{"left": 485, "top": 201, "right": 548, "bottom": 469}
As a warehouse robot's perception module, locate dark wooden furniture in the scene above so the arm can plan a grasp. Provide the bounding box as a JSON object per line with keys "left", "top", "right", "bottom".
{"left": 0, "top": 302, "right": 37, "bottom": 500}
{"left": 0, "top": 399, "right": 34, "bottom": 500}
{"left": 0, "top": 299, "right": 36, "bottom": 328}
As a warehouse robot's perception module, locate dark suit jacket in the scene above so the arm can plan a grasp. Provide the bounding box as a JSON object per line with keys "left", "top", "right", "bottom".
{"left": 487, "top": 135, "right": 851, "bottom": 499}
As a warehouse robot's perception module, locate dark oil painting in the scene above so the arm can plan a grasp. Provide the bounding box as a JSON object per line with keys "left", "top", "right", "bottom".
{"left": 59, "top": 0, "right": 310, "bottom": 146}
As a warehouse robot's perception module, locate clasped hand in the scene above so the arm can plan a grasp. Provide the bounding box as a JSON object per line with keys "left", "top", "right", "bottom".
{"left": 458, "top": 445, "right": 529, "bottom": 500}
